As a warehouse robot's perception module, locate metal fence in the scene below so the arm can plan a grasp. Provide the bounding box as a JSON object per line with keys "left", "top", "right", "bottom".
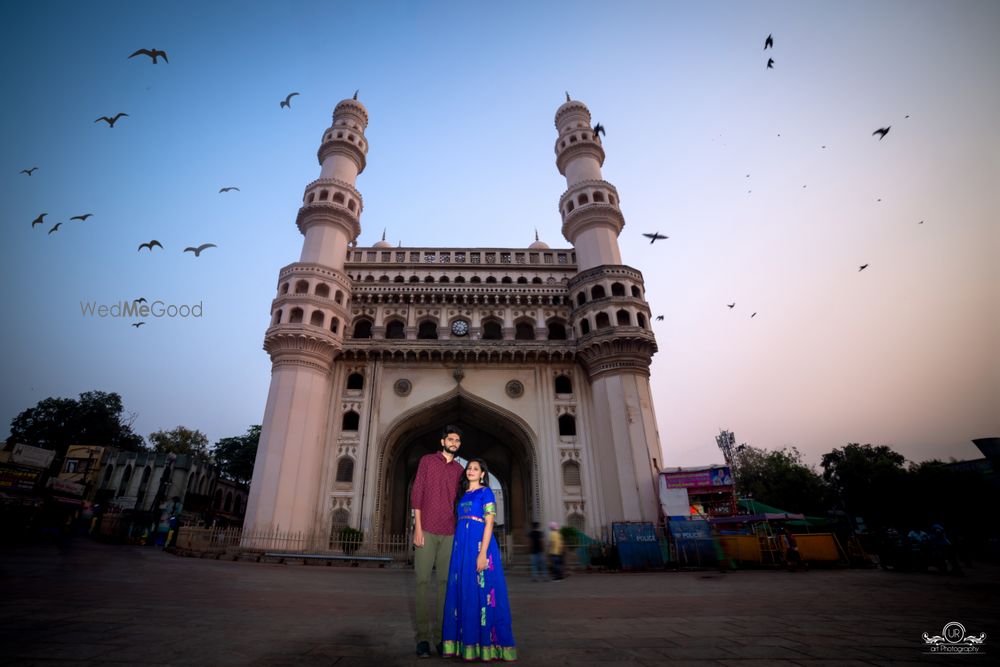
{"left": 175, "top": 526, "right": 512, "bottom": 564}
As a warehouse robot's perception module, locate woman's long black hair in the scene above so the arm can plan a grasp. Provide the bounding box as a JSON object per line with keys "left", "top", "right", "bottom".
{"left": 455, "top": 457, "right": 491, "bottom": 514}
{"left": 461, "top": 458, "right": 491, "bottom": 493}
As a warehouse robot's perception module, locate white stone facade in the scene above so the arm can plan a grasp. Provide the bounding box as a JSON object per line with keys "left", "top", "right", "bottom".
{"left": 244, "top": 97, "right": 664, "bottom": 543}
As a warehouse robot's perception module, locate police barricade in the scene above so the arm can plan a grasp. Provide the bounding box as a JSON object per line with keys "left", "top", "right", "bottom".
{"left": 612, "top": 521, "right": 664, "bottom": 571}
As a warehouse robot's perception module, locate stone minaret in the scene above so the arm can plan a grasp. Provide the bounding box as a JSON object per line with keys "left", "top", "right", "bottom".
{"left": 242, "top": 97, "right": 369, "bottom": 537}
{"left": 555, "top": 98, "right": 663, "bottom": 523}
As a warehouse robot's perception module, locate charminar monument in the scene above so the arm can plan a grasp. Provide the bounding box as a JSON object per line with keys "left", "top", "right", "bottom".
{"left": 243, "top": 95, "right": 663, "bottom": 544}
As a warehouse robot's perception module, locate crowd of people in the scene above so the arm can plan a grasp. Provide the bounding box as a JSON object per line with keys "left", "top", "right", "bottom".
{"left": 875, "top": 524, "right": 966, "bottom": 574}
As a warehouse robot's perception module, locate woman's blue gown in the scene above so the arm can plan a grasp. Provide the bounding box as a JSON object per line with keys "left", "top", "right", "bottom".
{"left": 441, "top": 487, "right": 517, "bottom": 661}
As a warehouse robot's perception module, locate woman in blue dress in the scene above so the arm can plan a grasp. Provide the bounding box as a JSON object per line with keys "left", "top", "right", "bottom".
{"left": 441, "top": 458, "right": 517, "bottom": 661}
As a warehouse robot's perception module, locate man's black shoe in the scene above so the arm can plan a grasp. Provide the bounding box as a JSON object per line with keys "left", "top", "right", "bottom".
{"left": 416, "top": 641, "right": 431, "bottom": 658}
{"left": 436, "top": 642, "right": 444, "bottom": 657}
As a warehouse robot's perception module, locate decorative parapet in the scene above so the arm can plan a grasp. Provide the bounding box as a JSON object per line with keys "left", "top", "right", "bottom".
{"left": 295, "top": 202, "right": 361, "bottom": 240}
{"left": 263, "top": 325, "right": 340, "bottom": 371}
{"left": 345, "top": 247, "right": 577, "bottom": 268}
{"left": 575, "top": 327, "right": 658, "bottom": 380}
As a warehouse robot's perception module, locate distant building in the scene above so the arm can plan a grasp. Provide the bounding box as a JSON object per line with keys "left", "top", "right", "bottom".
{"left": 96, "top": 451, "right": 247, "bottom": 526}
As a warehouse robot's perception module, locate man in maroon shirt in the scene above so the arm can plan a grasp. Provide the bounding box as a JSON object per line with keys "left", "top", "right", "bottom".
{"left": 411, "top": 424, "right": 465, "bottom": 658}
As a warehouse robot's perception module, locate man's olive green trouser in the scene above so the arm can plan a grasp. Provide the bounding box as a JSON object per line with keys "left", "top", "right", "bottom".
{"left": 414, "top": 531, "right": 454, "bottom": 644}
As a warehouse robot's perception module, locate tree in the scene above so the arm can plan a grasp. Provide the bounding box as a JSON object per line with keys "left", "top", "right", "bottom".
{"left": 820, "top": 443, "right": 908, "bottom": 529}
{"left": 8, "top": 391, "right": 145, "bottom": 463}
{"left": 213, "top": 425, "right": 260, "bottom": 486}
{"left": 148, "top": 426, "right": 210, "bottom": 460}
{"left": 732, "top": 445, "right": 829, "bottom": 515}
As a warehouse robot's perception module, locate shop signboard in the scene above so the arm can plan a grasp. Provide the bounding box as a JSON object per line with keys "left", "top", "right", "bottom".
{"left": 660, "top": 465, "right": 733, "bottom": 490}
{"left": 48, "top": 478, "right": 86, "bottom": 496}
{"left": 110, "top": 496, "right": 138, "bottom": 510}
{"left": 11, "top": 444, "right": 55, "bottom": 469}
{"left": 0, "top": 463, "right": 43, "bottom": 492}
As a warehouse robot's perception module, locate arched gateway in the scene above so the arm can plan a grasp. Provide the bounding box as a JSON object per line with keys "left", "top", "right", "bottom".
{"left": 243, "top": 95, "right": 666, "bottom": 547}
{"left": 374, "top": 389, "right": 537, "bottom": 537}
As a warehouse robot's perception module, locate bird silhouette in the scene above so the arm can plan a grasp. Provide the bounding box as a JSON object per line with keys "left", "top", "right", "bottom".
{"left": 184, "top": 243, "right": 217, "bottom": 257}
{"left": 904, "top": 114, "right": 910, "bottom": 119}
{"left": 280, "top": 92, "right": 299, "bottom": 108}
{"left": 751, "top": 312, "right": 757, "bottom": 318}
{"left": 859, "top": 264, "right": 869, "bottom": 272}
{"left": 70, "top": 213, "right": 93, "bottom": 221}
{"left": 95, "top": 113, "right": 128, "bottom": 127}
{"left": 132, "top": 322, "right": 145, "bottom": 328}
{"left": 593, "top": 122, "right": 605, "bottom": 137}
{"left": 20, "top": 167, "right": 38, "bottom": 176}
{"left": 129, "top": 48, "right": 168, "bottom": 64}
{"left": 727, "top": 303, "right": 736, "bottom": 309}
{"left": 642, "top": 232, "right": 668, "bottom": 243}
{"left": 764, "top": 34, "right": 773, "bottom": 49}
{"left": 48, "top": 223, "right": 62, "bottom": 235}
{"left": 918, "top": 220, "right": 924, "bottom": 224}
{"left": 138, "top": 240, "right": 163, "bottom": 251}
{"left": 133, "top": 297, "right": 147, "bottom": 304}
{"left": 872, "top": 127, "right": 890, "bottom": 140}
{"left": 766, "top": 58, "right": 774, "bottom": 69}
{"left": 219, "top": 186, "right": 240, "bottom": 193}
{"left": 655, "top": 315, "right": 665, "bottom": 321}
{"left": 31, "top": 213, "right": 47, "bottom": 227}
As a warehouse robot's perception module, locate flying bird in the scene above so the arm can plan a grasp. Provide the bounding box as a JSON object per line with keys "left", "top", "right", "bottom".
{"left": 727, "top": 303, "right": 736, "bottom": 309}
{"left": 138, "top": 240, "right": 163, "bottom": 251}
{"left": 904, "top": 114, "right": 910, "bottom": 119}
{"left": 132, "top": 322, "right": 146, "bottom": 328}
{"left": 280, "top": 92, "right": 299, "bottom": 108}
{"left": 918, "top": 220, "right": 924, "bottom": 224}
{"left": 751, "top": 312, "right": 757, "bottom": 318}
{"left": 872, "top": 126, "right": 890, "bottom": 140}
{"left": 20, "top": 167, "right": 38, "bottom": 176}
{"left": 766, "top": 58, "right": 774, "bottom": 69}
{"left": 764, "top": 34, "right": 773, "bottom": 49}
{"left": 70, "top": 213, "right": 93, "bottom": 221}
{"left": 95, "top": 113, "right": 129, "bottom": 127}
{"left": 48, "top": 223, "right": 62, "bottom": 235}
{"left": 219, "top": 186, "right": 240, "bottom": 193}
{"left": 642, "top": 232, "right": 668, "bottom": 243}
{"left": 655, "top": 315, "right": 664, "bottom": 321}
{"left": 31, "top": 213, "right": 47, "bottom": 227}
{"left": 593, "top": 122, "right": 605, "bottom": 137}
{"left": 184, "top": 243, "right": 217, "bottom": 257}
{"left": 129, "top": 48, "right": 168, "bottom": 64}
{"left": 858, "top": 264, "right": 869, "bottom": 272}
{"left": 133, "top": 297, "right": 147, "bottom": 304}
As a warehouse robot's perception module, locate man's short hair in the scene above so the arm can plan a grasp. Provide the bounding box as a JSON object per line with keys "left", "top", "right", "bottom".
{"left": 440, "top": 424, "right": 463, "bottom": 440}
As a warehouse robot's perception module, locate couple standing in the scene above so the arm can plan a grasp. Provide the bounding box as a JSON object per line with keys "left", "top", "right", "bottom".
{"left": 411, "top": 425, "right": 518, "bottom": 661}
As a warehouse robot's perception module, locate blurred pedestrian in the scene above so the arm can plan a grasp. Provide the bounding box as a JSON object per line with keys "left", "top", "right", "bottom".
{"left": 548, "top": 522, "right": 564, "bottom": 581}
{"left": 528, "top": 521, "right": 545, "bottom": 582}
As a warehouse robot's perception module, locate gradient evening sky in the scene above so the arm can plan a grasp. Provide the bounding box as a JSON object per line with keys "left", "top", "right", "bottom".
{"left": 2, "top": 1, "right": 997, "bottom": 469}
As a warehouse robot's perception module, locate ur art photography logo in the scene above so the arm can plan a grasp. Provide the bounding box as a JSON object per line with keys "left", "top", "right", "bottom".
{"left": 922, "top": 621, "right": 986, "bottom": 654}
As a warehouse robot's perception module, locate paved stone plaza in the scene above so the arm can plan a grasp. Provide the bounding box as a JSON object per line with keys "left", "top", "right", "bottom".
{"left": 1, "top": 539, "right": 996, "bottom": 666}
